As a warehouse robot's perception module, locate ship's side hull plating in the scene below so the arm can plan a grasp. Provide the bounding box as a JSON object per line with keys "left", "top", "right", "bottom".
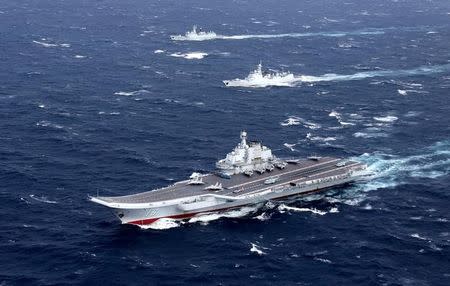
{"left": 111, "top": 174, "right": 361, "bottom": 226}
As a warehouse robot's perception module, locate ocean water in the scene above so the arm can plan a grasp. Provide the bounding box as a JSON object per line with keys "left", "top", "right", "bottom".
{"left": 1, "top": 0, "right": 450, "bottom": 285}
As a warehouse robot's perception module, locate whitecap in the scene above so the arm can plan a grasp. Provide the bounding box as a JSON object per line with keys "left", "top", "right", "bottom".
{"left": 313, "top": 257, "right": 332, "bottom": 264}
{"left": 338, "top": 42, "right": 356, "bottom": 48}
{"left": 36, "top": 120, "right": 64, "bottom": 130}
{"left": 329, "top": 110, "right": 356, "bottom": 126}
{"left": 74, "top": 55, "right": 86, "bottom": 59}
{"left": 339, "top": 121, "right": 356, "bottom": 126}
{"left": 283, "top": 143, "right": 297, "bottom": 152}
{"left": 250, "top": 243, "right": 266, "bottom": 255}
{"left": 306, "top": 133, "right": 336, "bottom": 142}
{"left": 280, "top": 116, "right": 321, "bottom": 129}
{"left": 33, "top": 40, "right": 58, "bottom": 47}
{"left": 29, "top": 194, "right": 58, "bottom": 204}
{"left": 254, "top": 212, "right": 271, "bottom": 221}
{"left": 398, "top": 89, "right": 408, "bottom": 95}
{"left": 114, "top": 90, "right": 150, "bottom": 96}
{"left": 278, "top": 204, "right": 327, "bottom": 215}
{"left": 353, "top": 132, "right": 388, "bottom": 138}
{"left": 329, "top": 207, "right": 339, "bottom": 213}
{"left": 410, "top": 233, "right": 427, "bottom": 240}
{"left": 169, "top": 52, "right": 208, "bottom": 59}
{"left": 329, "top": 110, "right": 341, "bottom": 119}
{"left": 280, "top": 116, "right": 301, "bottom": 126}
{"left": 373, "top": 115, "right": 398, "bottom": 123}
{"left": 188, "top": 206, "right": 257, "bottom": 225}
{"left": 154, "top": 49, "right": 165, "bottom": 54}
{"left": 362, "top": 203, "right": 373, "bottom": 210}
{"left": 20, "top": 197, "right": 31, "bottom": 204}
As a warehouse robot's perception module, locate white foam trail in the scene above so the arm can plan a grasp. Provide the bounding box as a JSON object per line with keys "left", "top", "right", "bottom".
{"left": 398, "top": 89, "right": 408, "bottom": 95}
{"left": 410, "top": 233, "right": 428, "bottom": 240}
{"left": 33, "top": 40, "right": 58, "bottom": 47}
{"left": 154, "top": 49, "right": 165, "bottom": 54}
{"left": 373, "top": 115, "right": 398, "bottom": 123}
{"left": 254, "top": 212, "right": 272, "bottom": 221}
{"left": 329, "top": 110, "right": 341, "bottom": 119}
{"left": 313, "top": 257, "right": 332, "bottom": 264}
{"left": 139, "top": 218, "right": 180, "bottom": 230}
{"left": 306, "top": 133, "right": 337, "bottom": 142}
{"left": 33, "top": 40, "right": 70, "bottom": 48}
{"left": 74, "top": 55, "right": 86, "bottom": 59}
{"left": 278, "top": 204, "right": 328, "bottom": 215}
{"left": 29, "top": 194, "right": 57, "bottom": 204}
{"left": 114, "top": 90, "right": 150, "bottom": 96}
{"left": 171, "top": 25, "right": 385, "bottom": 41}
{"left": 188, "top": 206, "right": 257, "bottom": 225}
{"left": 139, "top": 205, "right": 259, "bottom": 229}
{"left": 283, "top": 143, "right": 297, "bottom": 152}
{"left": 280, "top": 116, "right": 301, "bottom": 126}
{"left": 223, "top": 63, "right": 450, "bottom": 88}
{"left": 36, "top": 120, "right": 64, "bottom": 130}
{"left": 329, "top": 110, "right": 356, "bottom": 126}
{"left": 250, "top": 243, "right": 266, "bottom": 255}
{"left": 280, "top": 116, "right": 321, "bottom": 129}
{"left": 329, "top": 207, "right": 339, "bottom": 213}
{"left": 353, "top": 132, "right": 388, "bottom": 138}
{"left": 169, "top": 52, "right": 208, "bottom": 59}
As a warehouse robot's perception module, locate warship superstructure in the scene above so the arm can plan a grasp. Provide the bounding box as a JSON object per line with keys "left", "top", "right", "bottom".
{"left": 90, "top": 132, "right": 369, "bottom": 226}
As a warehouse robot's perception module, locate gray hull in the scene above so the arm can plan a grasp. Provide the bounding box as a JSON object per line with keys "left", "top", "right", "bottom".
{"left": 90, "top": 157, "right": 368, "bottom": 226}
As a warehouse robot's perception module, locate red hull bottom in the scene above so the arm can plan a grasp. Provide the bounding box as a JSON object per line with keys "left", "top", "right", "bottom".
{"left": 127, "top": 183, "right": 352, "bottom": 226}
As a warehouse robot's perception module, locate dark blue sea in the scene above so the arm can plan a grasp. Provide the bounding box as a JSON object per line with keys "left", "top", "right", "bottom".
{"left": 1, "top": 0, "right": 449, "bottom": 285}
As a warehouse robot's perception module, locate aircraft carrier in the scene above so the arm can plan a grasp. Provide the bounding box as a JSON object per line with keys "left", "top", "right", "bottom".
{"left": 90, "top": 131, "right": 370, "bottom": 226}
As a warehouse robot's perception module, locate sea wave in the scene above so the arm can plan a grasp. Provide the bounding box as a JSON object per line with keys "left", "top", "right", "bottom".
{"left": 33, "top": 39, "right": 70, "bottom": 48}
{"left": 114, "top": 90, "right": 150, "bottom": 96}
{"left": 306, "top": 133, "right": 337, "bottom": 142}
{"left": 36, "top": 120, "right": 65, "bottom": 130}
{"left": 170, "top": 25, "right": 385, "bottom": 41}
{"left": 280, "top": 116, "right": 301, "bottom": 126}
{"left": 169, "top": 52, "right": 208, "bottom": 59}
{"left": 278, "top": 205, "right": 326, "bottom": 215}
{"left": 283, "top": 143, "right": 297, "bottom": 152}
{"left": 32, "top": 40, "right": 58, "bottom": 47}
{"left": 373, "top": 115, "right": 398, "bottom": 123}
{"left": 223, "top": 63, "right": 450, "bottom": 88}
{"left": 29, "top": 194, "right": 58, "bottom": 204}
{"left": 250, "top": 243, "right": 267, "bottom": 255}
{"left": 329, "top": 110, "right": 356, "bottom": 126}
{"left": 280, "top": 115, "right": 321, "bottom": 129}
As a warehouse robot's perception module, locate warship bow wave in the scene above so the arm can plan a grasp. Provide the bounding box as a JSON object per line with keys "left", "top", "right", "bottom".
{"left": 90, "top": 132, "right": 370, "bottom": 226}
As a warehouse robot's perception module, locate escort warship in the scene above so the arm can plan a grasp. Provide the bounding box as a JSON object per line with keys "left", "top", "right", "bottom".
{"left": 90, "top": 132, "right": 369, "bottom": 226}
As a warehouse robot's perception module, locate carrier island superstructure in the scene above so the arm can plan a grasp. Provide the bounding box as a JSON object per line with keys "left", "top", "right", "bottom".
{"left": 90, "top": 132, "right": 369, "bottom": 226}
